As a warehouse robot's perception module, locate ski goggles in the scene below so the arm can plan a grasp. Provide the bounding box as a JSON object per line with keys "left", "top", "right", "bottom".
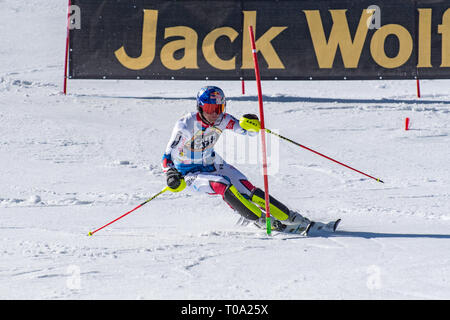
{"left": 201, "top": 103, "right": 225, "bottom": 114}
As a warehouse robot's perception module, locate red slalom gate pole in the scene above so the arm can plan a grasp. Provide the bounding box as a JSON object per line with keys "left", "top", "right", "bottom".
{"left": 249, "top": 26, "right": 272, "bottom": 235}
{"left": 63, "top": 0, "right": 71, "bottom": 95}
{"left": 88, "top": 187, "right": 169, "bottom": 236}
{"left": 265, "top": 128, "right": 384, "bottom": 184}
{"left": 416, "top": 78, "right": 421, "bottom": 98}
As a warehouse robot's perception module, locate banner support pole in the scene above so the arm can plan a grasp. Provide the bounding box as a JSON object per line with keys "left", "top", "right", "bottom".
{"left": 63, "top": 0, "right": 72, "bottom": 95}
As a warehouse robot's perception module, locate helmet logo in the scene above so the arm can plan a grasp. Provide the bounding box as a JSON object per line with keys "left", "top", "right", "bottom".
{"left": 210, "top": 91, "right": 224, "bottom": 104}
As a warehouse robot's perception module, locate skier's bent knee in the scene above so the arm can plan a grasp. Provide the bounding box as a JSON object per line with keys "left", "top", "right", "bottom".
{"left": 223, "top": 185, "right": 262, "bottom": 220}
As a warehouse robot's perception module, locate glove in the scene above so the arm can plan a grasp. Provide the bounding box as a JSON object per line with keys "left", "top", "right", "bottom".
{"left": 239, "top": 114, "right": 261, "bottom": 132}
{"left": 166, "top": 168, "right": 182, "bottom": 190}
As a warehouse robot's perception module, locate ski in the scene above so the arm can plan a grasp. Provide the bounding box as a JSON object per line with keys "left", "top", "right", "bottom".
{"left": 332, "top": 219, "right": 341, "bottom": 231}
{"left": 244, "top": 216, "right": 341, "bottom": 236}
{"left": 306, "top": 219, "right": 341, "bottom": 236}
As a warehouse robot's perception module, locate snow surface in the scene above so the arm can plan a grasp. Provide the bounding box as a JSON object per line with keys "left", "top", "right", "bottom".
{"left": 1, "top": 0, "right": 450, "bottom": 300}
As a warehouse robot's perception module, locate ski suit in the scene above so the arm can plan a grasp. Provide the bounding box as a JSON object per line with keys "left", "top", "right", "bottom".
{"left": 160, "top": 112, "right": 338, "bottom": 235}
{"left": 161, "top": 112, "right": 258, "bottom": 199}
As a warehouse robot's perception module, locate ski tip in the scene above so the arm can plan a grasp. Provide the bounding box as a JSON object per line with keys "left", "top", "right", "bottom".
{"left": 333, "top": 219, "right": 342, "bottom": 232}
{"left": 88, "top": 231, "right": 93, "bottom": 237}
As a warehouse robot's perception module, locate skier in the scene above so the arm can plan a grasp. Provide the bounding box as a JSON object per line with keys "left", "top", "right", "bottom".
{"left": 161, "top": 86, "right": 339, "bottom": 235}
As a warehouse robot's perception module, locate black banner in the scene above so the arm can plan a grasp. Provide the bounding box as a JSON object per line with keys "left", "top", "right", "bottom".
{"left": 69, "top": 0, "right": 450, "bottom": 80}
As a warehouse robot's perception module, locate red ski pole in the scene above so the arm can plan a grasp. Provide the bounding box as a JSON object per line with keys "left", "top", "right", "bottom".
{"left": 88, "top": 187, "right": 169, "bottom": 236}
{"left": 265, "top": 128, "right": 384, "bottom": 183}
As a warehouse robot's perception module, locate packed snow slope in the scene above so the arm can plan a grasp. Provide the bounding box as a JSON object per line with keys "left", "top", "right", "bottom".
{"left": 1, "top": 0, "right": 449, "bottom": 299}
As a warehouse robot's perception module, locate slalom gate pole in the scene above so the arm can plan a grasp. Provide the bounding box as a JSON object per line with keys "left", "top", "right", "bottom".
{"left": 249, "top": 26, "right": 272, "bottom": 236}
{"left": 265, "top": 128, "right": 384, "bottom": 183}
{"left": 63, "top": 0, "right": 71, "bottom": 95}
{"left": 416, "top": 78, "right": 421, "bottom": 98}
{"left": 88, "top": 187, "right": 170, "bottom": 236}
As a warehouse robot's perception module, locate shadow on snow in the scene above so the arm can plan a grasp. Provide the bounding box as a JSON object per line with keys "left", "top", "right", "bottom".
{"left": 318, "top": 230, "right": 450, "bottom": 239}
{"left": 74, "top": 94, "right": 450, "bottom": 106}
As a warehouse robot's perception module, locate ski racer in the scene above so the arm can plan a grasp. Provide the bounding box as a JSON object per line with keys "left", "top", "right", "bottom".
{"left": 161, "top": 86, "right": 339, "bottom": 235}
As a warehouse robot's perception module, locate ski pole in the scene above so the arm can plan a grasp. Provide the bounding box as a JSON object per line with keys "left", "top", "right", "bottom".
{"left": 88, "top": 186, "right": 170, "bottom": 236}
{"left": 265, "top": 128, "right": 384, "bottom": 183}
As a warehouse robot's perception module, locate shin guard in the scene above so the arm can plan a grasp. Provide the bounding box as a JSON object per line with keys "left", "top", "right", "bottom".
{"left": 224, "top": 185, "right": 262, "bottom": 220}
{"left": 250, "top": 188, "right": 290, "bottom": 221}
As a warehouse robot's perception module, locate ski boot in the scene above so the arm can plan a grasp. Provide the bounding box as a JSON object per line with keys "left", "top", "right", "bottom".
{"left": 253, "top": 216, "right": 286, "bottom": 232}
{"left": 306, "top": 219, "right": 341, "bottom": 235}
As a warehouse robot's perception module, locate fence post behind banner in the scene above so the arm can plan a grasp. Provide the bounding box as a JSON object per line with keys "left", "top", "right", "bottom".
{"left": 248, "top": 26, "right": 272, "bottom": 236}
{"left": 63, "top": 0, "right": 72, "bottom": 95}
